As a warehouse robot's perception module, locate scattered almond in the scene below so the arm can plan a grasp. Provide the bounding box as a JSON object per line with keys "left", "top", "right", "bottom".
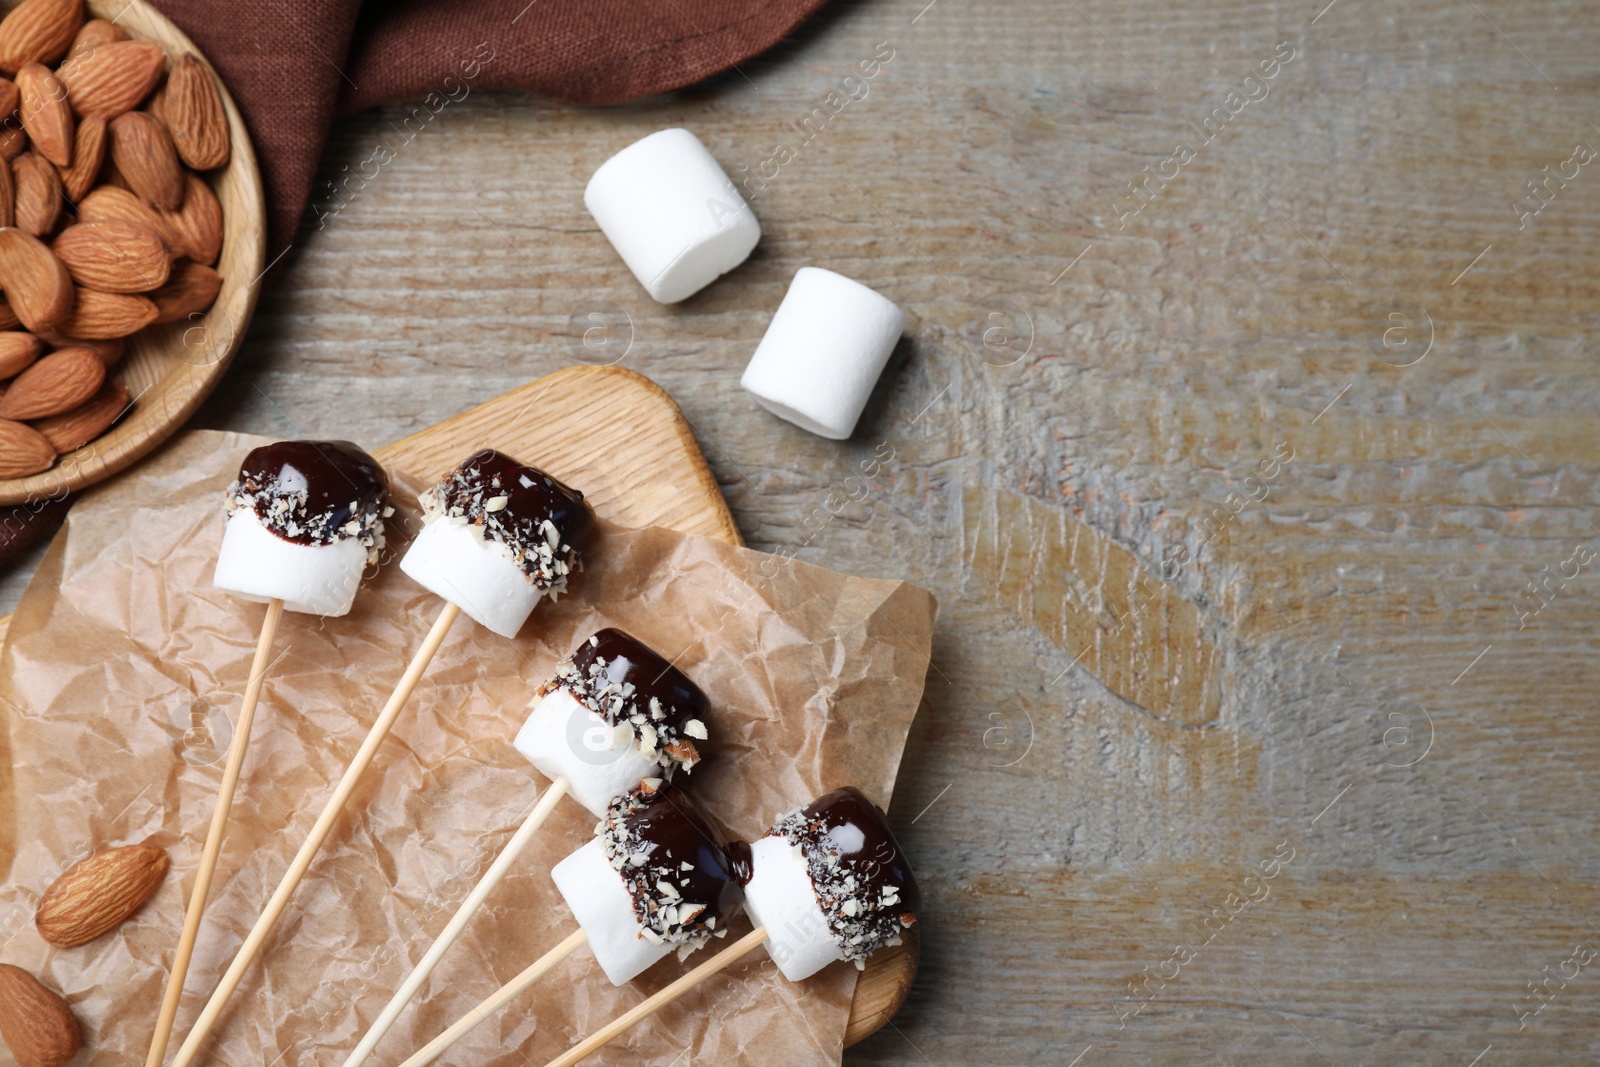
{"left": 53, "top": 288, "right": 155, "bottom": 339}
{"left": 161, "top": 172, "right": 221, "bottom": 264}
{"left": 34, "top": 842, "right": 168, "bottom": 946}
{"left": 38, "top": 331, "right": 118, "bottom": 368}
{"left": 149, "top": 260, "right": 221, "bottom": 324}
{"left": 160, "top": 54, "right": 227, "bottom": 170}
{"left": 15, "top": 62, "right": 70, "bottom": 166}
{"left": 32, "top": 376, "right": 125, "bottom": 452}
{"left": 0, "top": 963, "right": 81, "bottom": 1067}
{"left": 0, "top": 227, "right": 73, "bottom": 331}
{"left": 0, "top": 0, "right": 82, "bottom": 75}
{"left": 0, "top": 331, "right": 44, "bottom": 376}
{"left": 109, "top": 110, "right": 180, "bottom": 210}
{"left": 58, "top": 37, "right": 159, "bottom": 118}
{"left": 53, "top": 220, "right": 169, "bottom": 292}
{"left": 13, "top": 151, "right": 62, "bottom": 235}
{"left": 0, "top": 343, "right": 100, "bottom": 418}
{"left": 53, "top": 111, "right": 101, "bottom": 199}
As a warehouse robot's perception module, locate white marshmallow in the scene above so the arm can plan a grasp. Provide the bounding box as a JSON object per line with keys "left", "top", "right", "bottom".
{"left": 513, "top": 689, "right": 660, "bottom": 818}
{"left": 551, "top": 839, "right": 672, "bottom": 986}
{"left": 741, "top": 267, "right": 906, "bottom": 440}
{"left": 213, "top": 509, "right": 368, "bottom": 616}
{"left": 584, "top": 128, "right": 760, "bottom": 304}
{"left": 741, "top": 834, "right": 844, "bottom": 982}
{"left": 399, "top": 519, "right": 541, "bottom": 639}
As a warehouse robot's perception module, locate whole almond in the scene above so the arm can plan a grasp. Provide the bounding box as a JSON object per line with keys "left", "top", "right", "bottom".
{"left": 0, "top": 343, "right": 100, "bottom": 418}
{"left": 53, "top": 111, "right": 100, "bottom": 200}
{"left": 109, "top": 110, "right": 180, "bottom": 210}
{"left": 53, "top": 220, "right": 169, "bottom": 292}
{"left": 58, "top": 38, "right": 160, "bottom": 118}
{"left": 0, "top": 0, "right": 82, "bottom": 76}
{"left": 35, "top": 842, "right": 167, "bottom": 946}
{"left": 0, "top": 963, "right": 81, "bottom": 1067}
{"left": 32, "top": 376, "right": 125, "bottom": 452}
{"left": 0, "top": 151, "right": 12, "bottom": 227}
{"left": 0, "top": 331, "right": 44, "bottom": 376}
{"left": 13, "top": 152, "right": 61, "bottom": 236}
{"left": 149, "top": 260, "right": 221, "bottom": 324}
{"left": 161, "top": 173, "right": 220, "bottom": 265}
{"left": 75, "top": 184, "right": 181, "bottom": 248}
{"left": 69, "top": 17, "right": 123, "bottom": 54}
{"left": 160, "top": 54, "right": 227, "bottom": 170}
{"left": 0, "top": 228, "right": 73, "bottom": 331}
{"left": 39, "top": 331, "right": 119, "bottom": 368}
{"left": 0, "top": 122, "right": 25, "bottom": 160}
{"left": 53, "top": 288, "right": 154, "bottom": 339}
{"left": 0, "top": 75, "right": 18, "bottom": 119}
{"left": 15, "top": 64, "right": 69, "bottom": 166}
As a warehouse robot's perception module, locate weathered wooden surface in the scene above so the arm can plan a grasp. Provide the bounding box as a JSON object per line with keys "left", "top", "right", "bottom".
{"left": 8, "top": 0, "right": 1600, "bottom": 1062}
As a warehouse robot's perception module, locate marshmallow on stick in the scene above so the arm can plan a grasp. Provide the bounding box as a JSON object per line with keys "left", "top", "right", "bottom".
{"left": 169, "top": 451, "right": 591, "bottom": 1067}
{"left": 339, "top": 629, "right": 709, "bottom": 1067}
{"left": 395, "top": 780, "right": 744, "bottom": 1067}
{"left": 146, "top": 441, "right": 391, "bottom": 1067}
{"left": 534, "top": 787, "right": 921, "bottom": 1067}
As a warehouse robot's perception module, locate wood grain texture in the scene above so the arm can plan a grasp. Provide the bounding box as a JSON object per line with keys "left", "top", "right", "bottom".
{"left": 4, "top": 0, "right": 1600, "bottom": 1063}
{"left": 0, "top": 0, "right": 264, "bottom": 507}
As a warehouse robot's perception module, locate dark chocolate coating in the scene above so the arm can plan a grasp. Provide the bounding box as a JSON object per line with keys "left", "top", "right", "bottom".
{"left": 234, "top": 440, "right": 388, "bottom": 545}
{"left": 604, "top": 781, "right": 743, "bottom": 938}
{"left": 795, "top": 787, "right": 922, "bottom": 917}
{"left": 571, "top": 628, "right": 707, "bottom": 734}
{"left": 440, "top": 448, "right": 590, "bottom": 553}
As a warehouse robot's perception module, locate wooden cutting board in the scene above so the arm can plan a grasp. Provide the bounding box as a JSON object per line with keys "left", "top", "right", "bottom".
{"left": 0, "top": 363, "right": 916, "bottom": 1048}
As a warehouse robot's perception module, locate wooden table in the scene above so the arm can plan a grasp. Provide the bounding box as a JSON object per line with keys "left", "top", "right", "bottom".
{"left": 10, "top": 1, "right": 1600, "bottom": 1062}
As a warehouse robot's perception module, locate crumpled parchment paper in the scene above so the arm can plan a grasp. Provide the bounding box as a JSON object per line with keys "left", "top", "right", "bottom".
{"left": 0, "top": 430, "right": 936, "bottom": 1067}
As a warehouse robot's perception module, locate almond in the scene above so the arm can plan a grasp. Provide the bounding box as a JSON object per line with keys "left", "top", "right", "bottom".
{"left": 58, "top": 38, "right": 160, "bottom": 119}
{"left": 31, "top": 375, "right": 124, "bottom": 451}
{"left": 109, "top": 110, "right": 181, "bottom": 210}
{"left": 0, "top": 331, "right": 44, "bottom": 376}
{"left": 0, "top": 0, "right": 82, "bottom": 76}
{"left": 69, "top": 17, "right": 123, "bottom": 54}
{"left": 53, "top": 220, "right": 169, "bottom": 292}
{"left": 12, "top": 151, "right": 61, "bottom": 235}
{"left": 75, "top": 184, "right": 180, "bottom": 247}
{"left": 0, "top": 150, "right": 12, "bottom": 227}
{"left": 0, "top": 343, "right": 99, "bottom": 418}
{"left": 15, "top": 64, "right": 69, "bottom": 166}
{"left": 0, "top": 297, "right": 18, "bottom": 329}
{"left": 0, "top": 122, "right": 25, "bottom": 160}
{"left": 53, "top": 287, "right": 154, "bottom": 338}
{"left": 0, "top": 963, "right": 81, "bottom": 1067}
{"left": 149, "top": 260, "right": 220, "bottom": 324}
{"left": 52, "top": 111, "right": 99, "bottom": 199}
{"left": 161, "top": 172, "right": 220, "bottom": 264}
{"left": 0, "top": 228, "right": 72, "bottom": 331}
{"left": 160, "top": 54, "right": 227, "bottom": 170}
{"left": 35, "top": 842, "right": 167, "bottom": 946}
{"left": 0, "top": 75, "right": 18, "bottom": 120}
{"left": 39, "top": 331, "right": 118, "bottom": 367}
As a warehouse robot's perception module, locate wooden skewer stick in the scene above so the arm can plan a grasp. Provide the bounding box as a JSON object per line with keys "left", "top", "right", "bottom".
{"left": 537, "top": 926, "right": 769, "bottom": 1067}
{"left": 145, "top": 597, "right": 285, "bottom": 1067}
{"left": 340, "top": 775, "right": 572, "bottom": 1067}
{"left": 394, "top": 928, "right": 589, "bottom": 1067}
{"left": 169, "top": 601, "right": 463, "bottom": 1067}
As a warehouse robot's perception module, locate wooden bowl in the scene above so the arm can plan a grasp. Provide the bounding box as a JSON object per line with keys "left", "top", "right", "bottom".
{"left": 0, "top": 0, "right": 265, "bottom": 507}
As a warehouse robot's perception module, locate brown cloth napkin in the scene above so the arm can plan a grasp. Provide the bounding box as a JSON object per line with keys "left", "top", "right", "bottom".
{"left": 152, "top": 0, "right": 831, "bottom": 256}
